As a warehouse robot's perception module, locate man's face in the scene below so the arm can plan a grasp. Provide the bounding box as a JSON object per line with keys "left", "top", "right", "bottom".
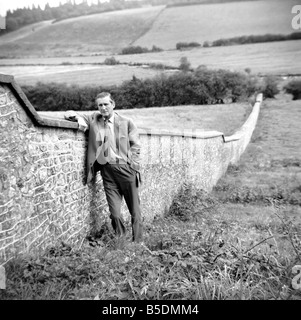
{"left": 96, "top": 96, "right": 115, "bottom": 119}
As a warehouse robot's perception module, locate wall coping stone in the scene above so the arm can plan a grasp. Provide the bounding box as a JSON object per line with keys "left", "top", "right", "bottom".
{"left": 223, "top": 93, "right": 263, "bottom": 143}
{"left": 1, "top": 73, "right": 78, "bottom": 130}
{"left": 138, "top": 129, "right": 224, "bottom": 139}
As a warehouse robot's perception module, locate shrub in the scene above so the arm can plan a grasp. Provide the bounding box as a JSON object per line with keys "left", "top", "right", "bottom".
{"left": 121, "top": 46, "right": 149, "bottom": 55}
{"left": 179, "top": 56, "right": 191, "bottom": 72}
{"left": 188, "top": 42, "right": 201, "bottom": 48}
{"left": 104, "top": 56, "right": 119, "bottom": 65}
{"left": 284, "top": 79, "right": 301, "bottom": 100}
{"left": 121, "top": 45, "right": 163, "bottom": 55}
{"left": 168, "top": 182, "right": 217, "bottom": 221}
{"left": 151, "top": 45, "right": 163, "bottom": 52}
{"left": 121, "top": 45, "right": 163, "bottom": 54}
{"left": 259, "top": 75, "right": 280, "bottom": 99}
{"left": 176, "top": 42, "right": 201, "bottom": 50}
{"left": 203, "top": 41, "right": 210, "bottom": 48}
{"left": 148, "top": 63, "right": 166, "bottom": 70}
{"left": 176, "top": 42, "right": 185, "bottom": 50}
{"left": 22, "top": 82, "right": 103, "bottom": 111}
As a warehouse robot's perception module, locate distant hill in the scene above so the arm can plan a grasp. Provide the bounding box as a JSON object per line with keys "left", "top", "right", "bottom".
{"left": 0, "top": 0, "right": 299, "bottom": 58}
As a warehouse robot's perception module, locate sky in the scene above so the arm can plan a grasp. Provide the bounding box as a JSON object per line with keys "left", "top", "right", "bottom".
{"left": 0, "top": 0, "right": 105, "bottom": 16}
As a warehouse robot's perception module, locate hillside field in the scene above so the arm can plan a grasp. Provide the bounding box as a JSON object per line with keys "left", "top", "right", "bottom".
{"left": 0, "top": 0, "right": 299, "bottom": 58}
{"left": 0, "top": 6, "right": 165, "bottom": 58}
{"left": 0, "top": 64, "right": 177, "bottom": 87}
{"left": 134, "top": 0, "right": 300, "bottom": 50}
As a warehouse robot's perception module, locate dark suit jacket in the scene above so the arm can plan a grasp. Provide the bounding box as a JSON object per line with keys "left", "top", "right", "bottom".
{"left": 66, "top": 111, "right": 141, "bottom": 184}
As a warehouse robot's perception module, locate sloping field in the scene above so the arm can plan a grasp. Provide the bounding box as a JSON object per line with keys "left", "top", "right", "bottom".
{"left": 134, "top": 0, "right": 300, "bottom": 50}
{"left": 117, "top": 40, "right": 301, "bottom": 75}
{"left": 0, "top": 20, "right": 53, "bottom": 44}
{"left": 0, "top": 6, "right": 165, "bottom": 58}
{"left": 1, "top": 39, "right": 300, "bottom": 83}
{"left": 0, "top": 64, "right": 176, "bottom": 87}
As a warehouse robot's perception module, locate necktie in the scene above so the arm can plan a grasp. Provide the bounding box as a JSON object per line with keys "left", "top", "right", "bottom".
{"left": 103, "top": 119, "right": 110, "bottom": 158}
{"left": 96, "top": 118, "right": 111, "bottom": 164}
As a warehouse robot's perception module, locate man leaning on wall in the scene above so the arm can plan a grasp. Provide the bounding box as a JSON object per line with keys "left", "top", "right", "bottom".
{"left": 64, "top": 92, "right": 143, "bottom": 243}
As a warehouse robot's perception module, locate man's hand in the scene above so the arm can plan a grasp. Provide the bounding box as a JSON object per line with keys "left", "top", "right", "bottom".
{"left": 65, "top": 111, "right": 88, "bottom": 132}
{"left": 64, "top": 110, "right": 78, "bottom": 122}
{"left": 78, "top": 117, "right": 88, "bottom": 132}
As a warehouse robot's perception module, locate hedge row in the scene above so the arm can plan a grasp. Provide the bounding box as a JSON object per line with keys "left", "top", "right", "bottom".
{"left": 284, "top": 80, "right": 301, "bottom": 100}
{"left": 22, "top": 68, "right": 260, "bottom": 111}
{"left": 121, "top": 45, "right": 163, "bottom": 55}
{"left": 176, "top": 42, "right": 201, "bottom": 50}
{"left": 211, "top": 32, "right": 301, "bottom": 47}
{"left": 173, "top": 33, "right": 301, "bottom": 50}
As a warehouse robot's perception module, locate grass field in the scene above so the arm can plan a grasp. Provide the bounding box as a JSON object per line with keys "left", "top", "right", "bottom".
{"left": 1, "top": 88, "right": 301, "bottom": 300}
{"left": 134, "top": 0, "right": 299, "bottom": 50}
{"left": 117, "top": 40, "right": 301, "bottom": 75}
{"left": 1, "top": 39, "right": 300, "bottom": 87}
{"left": 0, "top": 20, "right": 53, "bottom": 44}
{"left": 0, "top": 64, "right": 176, "bottom": 87}
{"left": 213, "top": 89, "right": 301, "bottom": 203}
{"left": 0, "top": 6, "right": 165, "bottom": 58}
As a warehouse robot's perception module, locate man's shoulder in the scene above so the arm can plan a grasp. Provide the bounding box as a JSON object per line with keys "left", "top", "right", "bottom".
{"left": 114, "top": 112, "right": 133, "bottom": 123}
{"left": 89, "top": 111, "right": 102, "bottom": 121}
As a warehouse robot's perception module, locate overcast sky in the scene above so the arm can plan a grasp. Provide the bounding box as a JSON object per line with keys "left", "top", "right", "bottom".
{"left": 0, "top": 0, "right": 105, "bottom": 16}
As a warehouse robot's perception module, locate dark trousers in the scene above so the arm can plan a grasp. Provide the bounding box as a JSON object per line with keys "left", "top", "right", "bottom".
{"left": 94, "top": 162, "right": 143, "bottom": 242}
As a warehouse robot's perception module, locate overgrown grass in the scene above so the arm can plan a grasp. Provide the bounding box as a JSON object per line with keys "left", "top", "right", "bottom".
{"left": 1, "top": 184, "right": 300, "bottom": 300}
{"left": 213, "top": 90, "right": 301, "bottom": 207}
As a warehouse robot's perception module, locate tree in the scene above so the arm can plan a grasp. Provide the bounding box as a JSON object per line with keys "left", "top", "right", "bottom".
{"left": 6, "top": 17, "right": 19, "bottom": 31}
{"left": 179, "top": 56, "right": 191, "bottom": 72}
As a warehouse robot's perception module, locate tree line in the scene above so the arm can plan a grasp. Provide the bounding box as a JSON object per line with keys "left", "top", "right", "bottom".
{"left": 1, "top": 0, "right": 150, "bottom": 34}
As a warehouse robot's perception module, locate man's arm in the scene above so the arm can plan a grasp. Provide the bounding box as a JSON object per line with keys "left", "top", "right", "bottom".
{"left": 64, "top": 111, "right": 89, "bottom": 132}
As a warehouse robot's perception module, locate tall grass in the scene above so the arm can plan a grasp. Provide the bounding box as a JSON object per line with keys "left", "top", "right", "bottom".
{"left": 1, "top": 187, "right": 300, "bottom": 300}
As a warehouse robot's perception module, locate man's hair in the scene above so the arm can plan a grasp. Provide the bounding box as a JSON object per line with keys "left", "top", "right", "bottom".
{"left": 95, "top": 92, "right": 114, "bottom": 103}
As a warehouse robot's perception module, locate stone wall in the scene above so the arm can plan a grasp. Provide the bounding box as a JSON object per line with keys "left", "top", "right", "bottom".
{"left": 0, "top": 74, "right": 262, "bottom": 266}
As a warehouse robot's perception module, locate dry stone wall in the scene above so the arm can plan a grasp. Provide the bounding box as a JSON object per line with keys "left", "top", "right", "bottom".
{"left": 0, "top": 74, "right": 262, "bottom": 266}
